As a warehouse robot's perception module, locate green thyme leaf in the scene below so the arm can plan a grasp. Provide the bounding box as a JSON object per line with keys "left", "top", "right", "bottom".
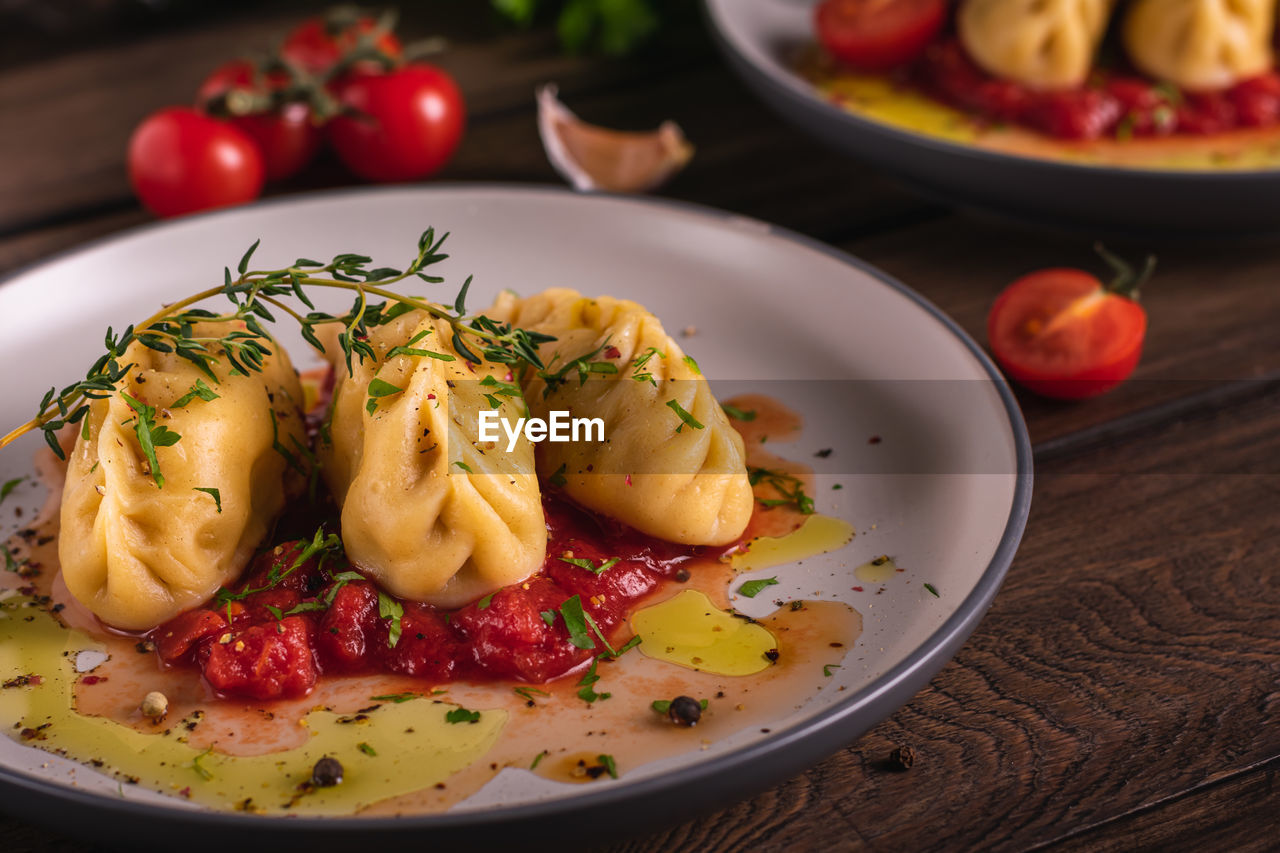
{"left": 477, "top": 591, "right": 497, "bottom": 610}
{"left": 453, "top": 460, "right": 474, "bottom": 473}
{"left": 549, "top": 463, "right": 568, "bottom": 488}
{"left": 823, "top": 664, "right": 842, "bottom": 677}
{"left": 721, "top": 404, "right": 757, "bottom": 422}
{"left": 748, "top": 466, "right": 815, "bottom": 515}
{"left": 514, "top": 686, "right": 550, "bottom": 702}
{"left": 924, "top": 583, "right": 940, "bottom": 598}
{"left": 120, "top": 392, "right": 181, "bottom": 488}
{"left": 358, "top": 742, "right": 377, "bottom": 757}
{"left": 3, "top": 545, "right": 26, "bottom": 574}
{"left": 531, "top": 749, "right": 548, "bottom": 769}
{"left": 597, "top": 753, "right": 618, "bottom": 779}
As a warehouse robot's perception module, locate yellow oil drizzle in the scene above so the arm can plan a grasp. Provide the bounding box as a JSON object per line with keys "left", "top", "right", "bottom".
{"left": 855, "top": 555, "right": 899, "bottom": 585}
{"left": 806, "top": 63, "right": 1280, "bottom": 171}
{"left": 0, "top": 593, "right": 505, "bottom": 814}
{"left": 631, "top": 590, "right": 778, "bottom": 676}
{"left": 730, "top": 515, "right": 855, "bottom": 573}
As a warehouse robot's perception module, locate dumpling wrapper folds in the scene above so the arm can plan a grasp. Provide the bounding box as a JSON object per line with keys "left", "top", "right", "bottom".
{"left": 319, "top": 309, "right": 546, "bottom": 609}
{"left": 486, "top": 288, "right": 752, "bottom": 547}
{"left": 958, "top": 0, "right": 1114, "bottom": 90}
{"left": 1123, "top": 0, "right": 1275, "bottom": 92}
{"left": 60, "top": 324, "right": 306, "bottom": 631}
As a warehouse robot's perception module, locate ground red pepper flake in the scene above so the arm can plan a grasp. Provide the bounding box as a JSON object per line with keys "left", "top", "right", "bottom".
{"left": 851, "top": 586, "right": 863, "bottom": 592}
{"left": 80, "top": 675, "right": 107, "bottom": 685}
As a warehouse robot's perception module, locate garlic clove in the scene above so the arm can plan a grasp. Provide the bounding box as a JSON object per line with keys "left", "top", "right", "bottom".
{"left": 537, "top": 84, "right": 694, "bottom": 193}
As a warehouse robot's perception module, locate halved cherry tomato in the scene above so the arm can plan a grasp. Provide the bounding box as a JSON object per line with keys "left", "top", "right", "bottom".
{"left": 127, "top": 107, "right": 264, "bottom": 218}
{"left": 987, "top": 248, "right": 1154, "bottom": 400}
{"left": 327, "top": 63, "right": 465, "bottom": 182}
{"left": 815, "top": 0, "right": 948, "bottom": 71}
{"left": 280, "top": 14, "right": 402, "bottom": 76}
{"left": 197, "top": 60, "right": 324, "bottom": 182}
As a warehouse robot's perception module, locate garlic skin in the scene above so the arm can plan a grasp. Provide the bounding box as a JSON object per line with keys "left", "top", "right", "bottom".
{"left": 537, "top": 84, "right": 694, "bottom": 193}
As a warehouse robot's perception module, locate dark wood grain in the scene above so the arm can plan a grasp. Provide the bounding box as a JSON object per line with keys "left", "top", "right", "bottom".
{"left": 600, "top": 385, "right": 1280, "bottom": 851}
{"left": 3, "top": 4, "right": 1280, "bottom": 851}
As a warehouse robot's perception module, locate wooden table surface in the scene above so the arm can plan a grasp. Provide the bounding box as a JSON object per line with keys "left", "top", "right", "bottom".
{"left": 2, "top": 4, "right": 1278, "bottom": 851}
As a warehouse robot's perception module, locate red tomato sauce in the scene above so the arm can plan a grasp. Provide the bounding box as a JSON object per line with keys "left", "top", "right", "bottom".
{"left": 149, "top": 498, "right": 719, "bottom": 701}
{"left": 914, "top": 38, "right": 1280, "bottom": 141}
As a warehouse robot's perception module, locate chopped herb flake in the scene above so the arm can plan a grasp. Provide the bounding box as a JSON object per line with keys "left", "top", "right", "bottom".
{"left": 665, "top": 399, "right": 704, "bottom": 431}
{"left": 192, "top": 487, "right": 222, "bottom": 513}
{"left": 445, "top": 707, "right": 481, "bottom": 724}
{"left": 737, "top": 577, "right": 779, "bottom": 598}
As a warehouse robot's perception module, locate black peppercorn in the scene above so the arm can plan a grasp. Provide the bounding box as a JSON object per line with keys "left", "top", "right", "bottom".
{"left": 668, "top": 695, "right": 702, "bottom": 726}
{"left": 888, "top": 746, "right": 915, "bottom": 771}
{"left": 311, "top": 756, "right": 344, "bottom": 787}
{"left": 674, "top": 568, "right": 691, "bottom": 583}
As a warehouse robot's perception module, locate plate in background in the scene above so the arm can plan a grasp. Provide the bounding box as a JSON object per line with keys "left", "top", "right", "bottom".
{"left": 0, "top": 185, "right": 1030, "bottom": 850}
{"left": 703, "top": 0, "right": 1280, "bottom": 238}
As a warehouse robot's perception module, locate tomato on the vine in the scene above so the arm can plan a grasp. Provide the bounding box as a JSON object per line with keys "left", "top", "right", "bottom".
{"left": 197, "top": 60, "right": 323, "bottom": 182}
{"left": 815, "top": 0, "right": 948, "bottom": 71}
{"left": 327, "top": 64, "right": 465, "bottom": 182}
{"left": 127, "top": 107, "right": 264, "bottom": 218}
{"left": 987, "top": 247, "right": 1154, "bottom": 400}
{"left": 280, "top": 14, "right": 402, "bottom": 76}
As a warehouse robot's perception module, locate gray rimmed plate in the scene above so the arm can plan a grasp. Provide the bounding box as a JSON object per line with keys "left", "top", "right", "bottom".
{"left": 0, "top": 185, "right": 1030, "bottom": 851}
{"left": 704, "top": 0, "right": 1280, "bottom": 238}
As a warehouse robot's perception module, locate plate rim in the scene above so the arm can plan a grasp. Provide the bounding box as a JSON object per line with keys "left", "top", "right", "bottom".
{"left": 701, "top": 0, "right": 1280, "bottom": 181}
{"left": 0, "top": 183, "right": 1033, "bottom": 839}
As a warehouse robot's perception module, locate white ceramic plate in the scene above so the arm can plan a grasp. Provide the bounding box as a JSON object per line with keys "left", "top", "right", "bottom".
{"left": 0, "top": 185, "right": 1030, "bottom": 849}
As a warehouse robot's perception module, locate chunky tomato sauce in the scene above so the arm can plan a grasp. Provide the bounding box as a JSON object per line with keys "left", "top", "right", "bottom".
{"left": 914, "top": 38, "right": 1280, "bottom": 141}
{"left": 150, "top": 499, "right": 717, "bottom": 701}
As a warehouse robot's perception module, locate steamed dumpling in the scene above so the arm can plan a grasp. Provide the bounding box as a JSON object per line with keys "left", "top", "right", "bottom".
{"left": 1124, "top": 0, "right": 1275, "bottom": 91}
{"left": 958, "top": 0, "right": 1113, "bottom": 90}
{"left": 320, "top": 309, "right": 545, "bottom": 609}
{"left": 60, "top": 325, "right": 306, "bottom": 631}
{"left": 487, "top": 288, "right": 752, "bottom": 547}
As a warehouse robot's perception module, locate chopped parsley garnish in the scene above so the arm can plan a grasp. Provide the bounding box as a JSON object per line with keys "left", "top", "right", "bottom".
{"left": 377, "top": 591, "right": 403, "bottom": 648}
{"left": 737, "top": 577, "right": 779, "bottom": 598}
{"left": 538, "top": 340, "right": 619, "bottom": 397}
{"left": 370, "top": 692, "right": 420, "bottom": 703}
{"left": 120, "top": 392, "right": 182, "bottom": 487}
{"left": 576, "top": 657, "right": 610, "bottom": 704}
{"left": 514, "top": 686, "right": 550, "bottom": 703}
{"left": 0, "top": 477, "right": 24, "bottom": 504}
{"left": 630, "top": 346, "right": 664, "bottom": 385}
{"left": 721, "top": 404, "right": 757, "bottom": 422}
{"left": 213, "top": 527, "right": 341, "bottom": 609}
{"left": 923, "top": 583, "right": 940, "bottom": 598}
{"left": 665, "top": 399, "right": 704, "bottom": 432}
{"left": 189, "top": 746, "right": 215, "bottom": 781}
{"left": 823, "top": 664, "right": 842, "bottom": 677}
{"left": 357, "top": 742, "right": 377, "bottom": 757}
{"left": 171, "top": 379, "right": 219, "bottom": 409}
{"left": 3, "top": 545, "right": 26, "bottom": 574}
{"left": 192, "top": 487, "right": 222, "bottom": 513}
{"left": 479, "top": 374, "right": 524, "bottom": 410}
{"left": 557, "top": 595, "right": 595, "bottom": 650}
{"left": 530, "top": 750, "right": 548, "bottom": 769}
{"left": 540, "top": 609, "right": 557, "bottom": 627}
{"left": 558, "top": 555, "right": 621, "bottom": 575}
{"left": 477, "top": 591, "right": 497, "bottom": 610}
{"left": 747, "top": 466, "right": 815, "bottom": 515}
{"left": 596, "top": 754, "right": 618, "bottom": 779}
{"left": 445, "top": 707, "right": 481, "bottom": 724}
{"left": 453, "top": 460, "right": 474, "bottom": 473}
{"left": 548, "top": 463, "right": 568, "bottom": 488}
{"left": 682, "top": 355, "right": 701, "bottom": 375}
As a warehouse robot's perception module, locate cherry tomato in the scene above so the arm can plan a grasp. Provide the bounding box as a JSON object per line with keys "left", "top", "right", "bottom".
{"left": 327, "top": 64, "right": 465, "bottom": 182}
{"left": 987, "top": 249, "right": 1153, "bottom": 400}
{"left": 280, "top": 15, "right": 402, "bottom": 76}
{"left": 815, "top": 0, "right": 948, "bottom": 71}
{"left": 197, "top": 60, "right": 323, "bottom": 182}
{"left": 127, "top": 107, "right": 264, "bottom": 218}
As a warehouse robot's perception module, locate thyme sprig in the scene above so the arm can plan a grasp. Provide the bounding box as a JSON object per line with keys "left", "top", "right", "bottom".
{"left": 1, "top": 228, "right": 556, "bottom": 475}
